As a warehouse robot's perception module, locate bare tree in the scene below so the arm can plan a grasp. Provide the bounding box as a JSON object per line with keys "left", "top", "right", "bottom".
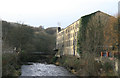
{"left": 78, "top": 12, "right": 118, "bottom": 54}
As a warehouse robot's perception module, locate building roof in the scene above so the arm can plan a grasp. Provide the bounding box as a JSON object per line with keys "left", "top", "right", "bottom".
{"left": 58, "top": 11, "right": 115, "bottom": 33}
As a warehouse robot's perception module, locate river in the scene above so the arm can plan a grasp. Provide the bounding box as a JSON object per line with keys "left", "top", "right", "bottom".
{"left": 20, "top": 62, "right": 75, "bottom": 77}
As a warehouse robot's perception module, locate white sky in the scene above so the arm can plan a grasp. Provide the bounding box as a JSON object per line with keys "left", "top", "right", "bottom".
{"left": 0, "top": 0, "right": 119, "bottom": 28}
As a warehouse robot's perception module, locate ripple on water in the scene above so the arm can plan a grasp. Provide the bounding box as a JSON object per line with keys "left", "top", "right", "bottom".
{"left": 20, "top": 63, "right": 74, "bottom": 76}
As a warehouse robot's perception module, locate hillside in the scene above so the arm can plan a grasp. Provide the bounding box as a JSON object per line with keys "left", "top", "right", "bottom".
{"left": 2, "top": 20, "right": 57, "bottom": 55}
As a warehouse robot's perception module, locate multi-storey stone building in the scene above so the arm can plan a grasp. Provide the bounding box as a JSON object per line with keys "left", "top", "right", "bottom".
{"left": 55, "top": 11, "right": 118, "bottom": 57}
{"left": 56, "top": 20, "right": 80, "bottom": 57}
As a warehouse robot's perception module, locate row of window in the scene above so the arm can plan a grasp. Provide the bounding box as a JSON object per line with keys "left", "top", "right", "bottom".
{"left": 65, "top": 39, "right": 77, "bottom": 47}
{"left": 57, "top": 39, "right": 77, "bottom": 48}
{"left": 66, "top": 32, "right": 77, "bottom": 39}
{"left": 65, "top": 23, "right": 79, "bottom": 33}
{"left": 57, "top": 32, "right": 78, "bottom": 44}
{"left": 57, "top": 23, "right": 79, "bottom": 37}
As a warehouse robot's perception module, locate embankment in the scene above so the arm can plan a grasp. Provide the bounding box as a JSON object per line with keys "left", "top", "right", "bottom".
{"left": 52, "top": 54, "right": 118, "bottom": 76}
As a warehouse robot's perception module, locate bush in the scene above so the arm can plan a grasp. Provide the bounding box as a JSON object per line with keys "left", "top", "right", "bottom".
{"left": 2, "top": 53, "right": 21, "bottom": 76}
{"left": 57, "top": 53, "right": 104, "bottom": 76}
{"left": 51, "top": 56, "right": 58, "bottom": 63}
{"left": 103, "top": 61, "right": 113, "bottom": 72}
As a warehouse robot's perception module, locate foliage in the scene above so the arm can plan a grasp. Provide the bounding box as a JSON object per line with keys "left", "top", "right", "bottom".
{"left": 32, "top": 30, "right": 56, "bottom": 54}
{"left": 77, "top": 11, "right": 118, "bottom": 55}
{"left": 76, "top": 11, "right": 118, "bottom": 76}
{"left": 45, "top": 27, "right": 57, "bottom": 35}
{"left": 56, "top": 54, "right": 117, "bottom": 76}
{"left": 2, "top": 20, "right": 57, "bottom": 56}
{"left": 2, "top": 21, "right": 57, "bottom": 76}
{"left": 50, "top": 56, "right": 58, "bottom": 63}
{"left": 2, "top": 53, "right": 21, "bottom": 76}
{"left": 103, "top": 61, "right": 113, "bottom": 72}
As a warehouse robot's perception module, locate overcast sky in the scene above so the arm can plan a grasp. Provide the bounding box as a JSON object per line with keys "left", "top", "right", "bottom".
{"left": 0, "top": 0, "right": 119, "bottom": 28}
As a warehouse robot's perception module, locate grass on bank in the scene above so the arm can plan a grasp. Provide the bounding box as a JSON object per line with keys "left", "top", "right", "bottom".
{"left": 2, "top": 53, "right": 21, "bottom": 76}
{"left": 52, "top": 52, "right": 118, "bottom": 76}
{"left": 2, "top": 51, "right": 54, "bottom": 76}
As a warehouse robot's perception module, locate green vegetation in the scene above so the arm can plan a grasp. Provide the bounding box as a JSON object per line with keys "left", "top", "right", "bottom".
{"left": 2, "top": 21, "right": 56, "bottom": 54}
{"left": 53, "top": 54, "right": 117, "bottom": 76}
{"left": 2, "top": 11, "right": 119, "bottom": 76}
{"left": 2, "top": 53, "right": 21, "bottom": 76}
{"left": 54, "top": 11, "right": 119, "bottom": 76}
{"left": 2, "top": 21, "right": 57, "bottom": 76}
{"left": 77, "top": 11, "right": 118, "bottom": 55}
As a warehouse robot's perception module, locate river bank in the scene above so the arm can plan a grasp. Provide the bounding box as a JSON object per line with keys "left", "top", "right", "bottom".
{"left": 52, "top": 55, "right": 118, "bottom": 76}
{"left": 2, "top": 52, "right": 54, "bottom": 77}
{"left": 2, "top": 53, "right": 21, "bottom": 76}
{"left": 3, "top": 52, "right": 118, "bottom": 77}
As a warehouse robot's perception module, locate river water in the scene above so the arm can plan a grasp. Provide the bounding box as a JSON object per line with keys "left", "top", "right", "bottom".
{"left": 20, "top": 63, "right": 74, "bottom": 76}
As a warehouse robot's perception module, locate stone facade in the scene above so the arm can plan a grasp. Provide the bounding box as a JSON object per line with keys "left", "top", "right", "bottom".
{"left": 56, "top": 19, "right": 80, "bottom": 57}
{"left": 55, "top": 11, "right": 117, "bottom": 57}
